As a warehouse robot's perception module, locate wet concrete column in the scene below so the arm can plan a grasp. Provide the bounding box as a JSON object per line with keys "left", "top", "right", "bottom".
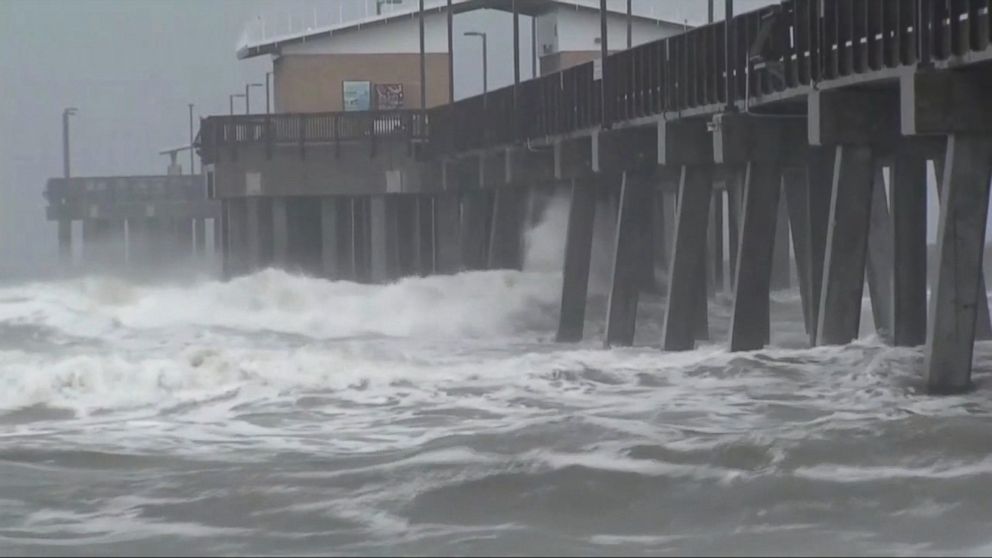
{"left": 460, "top": 190, "right": 493, "bottom": 271}
{"left": 726, "top": 170, "right": 744, "bottom": 287}
{"left": 782, "top": 167, "right": 815, "bottom": 337}
{"left": 805, "top": 149, "right": 833, "bottom": 344}
{"left": 174, "top": 219, "right": 194, "bottom": 260}
{"left": 414, "top": 195, "right": 436, "bottom": 276}
{"left": 925, "top": 135, "right": 992, "bottom": 393}
{"left": 662, "top": 165, "right": 713, "bottom": 351}
{"left": 223, "top": 199, "right": 247, "bottom": 278}
{"left": 728, "top": 161, "right": 782, "bottom": 352}
{"left": 394, "top": 196, "right": 418, "bottom": 278}
{"left": 816, "top": 144, "right": 876, "bottom": 346}
{"left": 556, "top": 177, "right": 598, "bottom": 342}
{"left": 245, "top": 198, "right": 262, "bottom": 272}
{"left": 932, "top": 157, "right": 992, "bottom": 340}
{"left": 321, "top": 198, "right": 341, "bottom": 279}
{"left": 369, "top": 196, "right": 395, "bottom": 283}
{"left": 865, "top": 166, "right": 895, "bottom": 342}
{"left": 770, "top": 194, "right": 792, "bottom": 291}
{"left": 272, "top": 197, "right": 289, "bottom": 268}
{"left": 352, "top": 197, "right": 372, "bottom": 283}
{"left": 890, "top": 147, "right": 928, "bottom": 346}
{"left": 488, "top": 187, "right": 523, "bottom": 270}
{"left": 434, "top": 192, "right": 462, "bottom": 274}
{"left": 651, "top": 189, "right": 669, "bottom": 276}
{"left": 605, "top": 171, "right": 654, "bottom": 347}
{"left": 709, "top": 188, "right": 725, "bottom": 295}
{"left": 193, "top": 218, "right": 206, "bottom": 258}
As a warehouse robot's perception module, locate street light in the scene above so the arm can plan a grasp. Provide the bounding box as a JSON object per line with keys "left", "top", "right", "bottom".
{"left": 464, "top": 31, "right": 488, "bottom": 97}
{"left": 245, "top": 82, "right": 264, "bottom": 115}
{"left": 229, "top": 93, "right": 245, "bottom": 116}
{"left": 62, "top": 107, "right": 78, "bottom": 179}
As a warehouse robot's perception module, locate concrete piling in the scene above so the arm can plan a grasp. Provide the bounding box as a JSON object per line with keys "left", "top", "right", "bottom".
{"left": 925, "top": 135, "right": 992, "bottom": 393}
{"left": 488, "top": 187, "right": 523, "bottom": 270}
{"left": 865, "top": 166, "right": 895, "bottom": 341}
{"left": 605, "top": 171, "right": 654, "bottom": 347}
{"left": 816, "top": 144, "right": 875, "bottom": 346}
{"left": 728, "top": 161, "right": 782, "bottom": 351}
{"left": 782, "top": 167, "right": 814, "bottom": 336}
{"left": 662, "top": 165, "right": 713, "bottom": 351}
{"left": 891, "top": 148, "right": 928, "bottom": 347}
{"left": 556, "top": 177, "right": 598, "bottom": 343}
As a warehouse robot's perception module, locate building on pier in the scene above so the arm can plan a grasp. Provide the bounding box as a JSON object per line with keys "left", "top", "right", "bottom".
{"left": 203, "top": 0, "right": 685, "bottom": 281}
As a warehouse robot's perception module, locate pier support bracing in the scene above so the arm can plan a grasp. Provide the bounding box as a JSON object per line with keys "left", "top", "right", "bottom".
{"left": 605, "top": 171, "right": 654, "bottom": 346}
{"left": 662, "top": 165, "right": 712, "bottom": 350}
{"left": 925, "top": 135, "right": 992, "bottom": 393}
{"left": 488, "top": 188, "right": 523, "bottom": 270}
{"left": 816, "top": 144, "right": 875, "bottom": 345}
{"left": 556, "top": 177, "right": 598, "bottom": 342}
{"left": 865, "top": 167, "right": 895, "bottom": 341}
{"left": 891, "top": 147, "right": 928, "bottom": 347}
{"left": 728, "top": 162, "right": 781, "bottom": 351}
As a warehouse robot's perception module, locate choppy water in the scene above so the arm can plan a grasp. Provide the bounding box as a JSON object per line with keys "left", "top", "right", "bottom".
{"left": 3, "top": 198, "right": 992, "bottom": 556}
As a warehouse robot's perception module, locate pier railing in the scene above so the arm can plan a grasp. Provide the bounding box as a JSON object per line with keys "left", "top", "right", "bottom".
{"left": 198, "top": 110, "right": 428, "bottom": 163}
{"left": 430, "top": 0, "right": 992, "bottom": 155}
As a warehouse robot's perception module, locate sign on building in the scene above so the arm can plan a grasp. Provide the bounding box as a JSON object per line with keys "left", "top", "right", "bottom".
{"left": 342, "top": 80, "right": 372, "bottom": 112}
{"left": 374, "top": 84, "right": 405, "bottom": 110}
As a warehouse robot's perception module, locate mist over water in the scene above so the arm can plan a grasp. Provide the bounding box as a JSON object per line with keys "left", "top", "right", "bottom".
{"left": 3, "top": 195, "right": 992, "bottom": 556}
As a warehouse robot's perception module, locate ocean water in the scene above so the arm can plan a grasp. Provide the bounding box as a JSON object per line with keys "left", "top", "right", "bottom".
{"left": 3, "top": 197, "right": 992, "bottom": 556}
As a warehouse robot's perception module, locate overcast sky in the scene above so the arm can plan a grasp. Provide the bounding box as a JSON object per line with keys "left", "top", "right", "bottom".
{"left": 0, "top": 0, "right": 825, "bottom": 279}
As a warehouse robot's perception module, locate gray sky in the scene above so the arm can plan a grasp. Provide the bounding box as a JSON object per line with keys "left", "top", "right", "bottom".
{"left": 0, "top": 0, "right": 788, "bottom": 279}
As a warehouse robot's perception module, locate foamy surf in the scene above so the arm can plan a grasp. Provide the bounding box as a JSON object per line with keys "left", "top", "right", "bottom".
{"left": 4, "top": 192, "right": 992, "bottom": 554}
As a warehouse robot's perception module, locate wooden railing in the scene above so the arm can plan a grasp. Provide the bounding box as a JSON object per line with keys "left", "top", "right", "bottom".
{"left": 198, "top": 110, "right": 428, "bottom": 163}
{"left": 430, "top": 0, "right": 992, "bottom": 156}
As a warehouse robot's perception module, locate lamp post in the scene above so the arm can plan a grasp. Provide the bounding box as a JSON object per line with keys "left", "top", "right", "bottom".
{"left": 245, "top": 82, "right": 264, "bottom": 115}
{"left": 464, "top": 31, "right": 488, "bottom": 97}
{"left": 229, "top": 93, "right": 245, "bottom": 116}
{"left": 62, "top": 107, "right": 77, "bottom": 179}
